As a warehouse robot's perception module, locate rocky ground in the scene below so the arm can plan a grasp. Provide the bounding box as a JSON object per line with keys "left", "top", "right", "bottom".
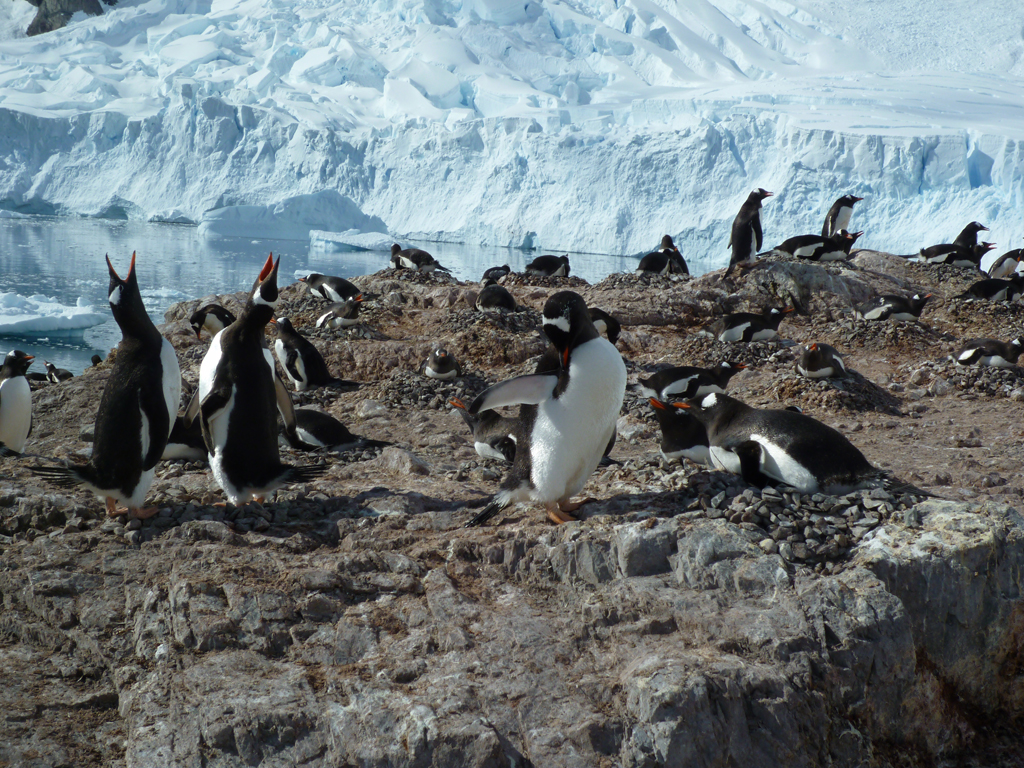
{"left": 1, "top": 251, "right": 1023, "bottom": 767}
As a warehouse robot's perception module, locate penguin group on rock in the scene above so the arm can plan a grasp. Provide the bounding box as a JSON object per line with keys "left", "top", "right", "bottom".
{"left": 12, "top": 184, "right": 1020, "bottom": 531}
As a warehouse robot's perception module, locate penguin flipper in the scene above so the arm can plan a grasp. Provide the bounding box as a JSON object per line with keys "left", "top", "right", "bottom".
{"left": 139, "top": 381, "right": 172, "bottom": 471}
{"left": 274, "top": 374, "right": 320, "bottom": 451}
{"left": 284, "top": 348, "right": 305, "bottom": 387}
{"left": 468, "top": 374, "right": 558, "bottom": 414}
{"left": 753, "top": 215, "right": 764, "bottom": 252}
{"left": 183, "top": 388, "right": 201, "bottom": 427}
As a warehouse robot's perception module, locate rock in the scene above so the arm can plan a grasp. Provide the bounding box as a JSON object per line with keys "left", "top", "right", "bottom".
{"left": 374, "top": 447, "right": 430, "bottom": 476}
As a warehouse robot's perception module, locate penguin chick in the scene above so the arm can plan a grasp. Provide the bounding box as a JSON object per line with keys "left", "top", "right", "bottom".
{"left": 422, "top": 348, "right": 461, "bottom": 380}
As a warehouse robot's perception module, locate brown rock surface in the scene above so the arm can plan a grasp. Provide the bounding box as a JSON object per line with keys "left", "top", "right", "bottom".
{"left": 1, "top": 257, "right": 1023, "bottom": 767}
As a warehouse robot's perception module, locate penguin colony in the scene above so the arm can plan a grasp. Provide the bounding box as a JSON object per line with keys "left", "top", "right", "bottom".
{"left": 7, "top": 201, "right": 1022, "bottom": 528}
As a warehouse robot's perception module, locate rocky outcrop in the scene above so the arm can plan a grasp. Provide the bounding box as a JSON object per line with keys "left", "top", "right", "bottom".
{"left": 23, "top": 0, "right": 109, "bottom": 36}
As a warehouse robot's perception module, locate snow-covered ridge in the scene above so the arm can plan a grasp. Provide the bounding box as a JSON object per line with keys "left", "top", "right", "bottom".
{"left": 0, "top": 0, "right": 1022, "bottom": 267}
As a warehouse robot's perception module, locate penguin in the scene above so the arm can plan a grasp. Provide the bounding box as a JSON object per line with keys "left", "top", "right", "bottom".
{"left": 525, "top": 254, "right": 570, "bottom": 277}
{"left": 920, "top": 242, "right": 995, "bottom": 268}
{"left": 464, "top": 291, "right": 627, "bottom": 526}
{"left": 796, "top": 343, "right": 846, "bottom": 378}
{"left": 676, "top": 392, "right": 878, "bottom": 494}
{"left": 390, "top": 243, "right": 451, "bottom": 273}
{"left": 647, "top": 397, "right": 710, "bottom": 466}
{"left": 855, "top": 293, "right": 931, "bottom": 321}
{"left": 272, "top": 317, "right": 359, "bottom": 392}
{"left": 189, "top": 304, "right": 236, "bottom": 339}
{"left": 450, "top": 397, "right": 517, "bottom": 463}
{"left": 283, "top": 408, "right": 391, "bottom": 452}
{"left": 44, "top": 361, "right": 73, "bottom": 383}
{"left": 91, "top": 354, "right": 104, "bottom": 367}
{"left": 954, "top": 337, "right": 1023, "bottom": 368}
{"left": 953, "top": 221, "right": 989, "bottom": 248}
{"left": 956, "top": 274, "right": 1024, "bottom": 302}
{"left": 727, "top": 188, "right": 772, "bottom": 274}
{"left": 713, "top": 307, "right": 793, "bottom": 342}
{"left": 588, "top": 307, "right": 621, "bottom": 344}
{"left": 0, "top": 350, "right": 34, "bottom": 456}
{"left": 30, "top": 253, "right": 181, "bottom": 518}
{"left": 298, "top": 273, "right": 362, "bottom": 303}
{"left": 192, "top": 253, "right": 327, "bottom": 505}
{"left": 821, "top": 195, "right": 863, "bottom": 238}
{"left": 475, "top": 279, "right": 517, "bottom": 312}
{"left": 482, "top": 265, "right": 511, "bottom": 281}
{"left": 636, "top": 235, "right": 689, "bottom": 275}
{"left": 161, "top": 414, "right": 207, "bottom": 461}
{"left": 988, "top": 249, "right": 1023, "bottom": 279}
{"left": 637, "top": 361, "right": 747, "bottom": 401}
{"left": 315, "top": 296, "right": 363, "bottom": 329}
{"left": 422, "top": 347, "right": 461, "bottom": 380}
{"left": 775, "top": 230, "right": 862, "bottom": 261}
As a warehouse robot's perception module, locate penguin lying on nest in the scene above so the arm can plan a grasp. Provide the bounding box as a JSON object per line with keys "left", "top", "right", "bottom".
{"left": 674, "top": 392, "right": 933, "bottom": 496}
{"left": 464, "top": 291, "right": 626, "bottom": 526}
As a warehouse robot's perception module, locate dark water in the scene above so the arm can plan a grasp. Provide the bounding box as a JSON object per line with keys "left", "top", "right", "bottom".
{"left": 0, "top": 216, "right": 640, "bottom": 374}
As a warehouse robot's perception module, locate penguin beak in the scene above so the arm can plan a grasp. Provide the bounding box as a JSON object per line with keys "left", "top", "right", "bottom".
{"left": 672, "top": 402, "right": 691, "bottom": 409}
{"left": 105, "top": 254, "right": 121, "bottom": 281}
{"left": 810, "top": 343, "right": 818, "bottom": 351}
{"left": 258, "top": 252, "right": 275, "bottom": 282}
{"left": 649, "top": 397, "right": 666, "bottom": 410}
{"left": 449, "top": 398, "right": 465, "bottom": 409}
{"left": 298, "top": 277, "right": 306, "bottom": 283}
{"left": 853, "top": 196, "right": 864, "bottom": 202}
{"left": 355, "top": 294, "right": 363, "bottom": 302}
{"left": 735, "top": 363, "right": 747, "bottom": 370}
{"left": 562, "top": 347, "right": 570, "bottom": 369}
{"left": 127, "top": 250, "right": 136, "bottom": 279}
{"left": 783, "top": 307, "right": 795, "bottom": 313}
{"left": 23, "top": 354, "right": 33, "bottom": 362}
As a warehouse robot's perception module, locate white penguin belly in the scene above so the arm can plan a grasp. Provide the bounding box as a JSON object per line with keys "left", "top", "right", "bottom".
{"left": 748, "top": 328, "right": 779, "bottom": 342}
{"left": 0, "top": 376, "right": 32, "bottom": 452}
{"left": 475, "top": 441, "right": 510, "bottom": 462}
{"left": 834, "top": 207, "right": 853, "bottom": 232}
{"left": 160, "top": 337, "right": 181, "bottom": 439}
{"left": 719, "top": 323, "right": 749, "bottom": 343}
{"left": 749, "top": 435, "right": 819, "bottom": 493}
{"left": 887, "top": 311, "right": 916, "bottom": 321}
{"left": 709, "top": 446, "right": 741, "bottom": 474}
{"left": 528, "top": 338, "right": 625, "bottom": 503}
{"left": 980, "top": 355, "right": 1013, "bottom": 368}
{"left": 817, "top": 249, "right": 848, "bottom": 262}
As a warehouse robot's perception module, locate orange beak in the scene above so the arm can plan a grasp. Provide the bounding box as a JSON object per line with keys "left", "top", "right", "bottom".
{"left": 649, "top": 397, "right": 666, "bottom": 410}
{"left": 128, "top": 250, "right": 136, "bottom": 278}
{"left": 354, "top": 294, "right": 363, "bottom": 302}
{"left": 562, "top": 347, "right": 570, "bottom": 368}
{"left": 672, "top": 402, "right": 691, "bottom": 409}
{"left": 810, "top": 343, "right": 818, "bottom": 351}
{"left": 258, "top": 252, "right": 275, "bottom": 281}
{"left": 449, "top": 398, "right": 466, "bottom": 409}
{"left": 783, "top": 307, "right": 795, "bottom": 313}
{"left": 24, "top": 354, "right": 34, "bottom": 362}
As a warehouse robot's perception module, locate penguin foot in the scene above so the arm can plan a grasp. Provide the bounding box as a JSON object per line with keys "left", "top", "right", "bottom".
{"left": 558, "top": 497, "right": 595, "bottom": 514}
{"left": 105, "top": 497, "right": 120, "bottom": 516}
{"left": 130, "top": 506, "right": 159, "bottom": 520}
{"left": 545, "top": 504, "right": 576, "bottom": 525}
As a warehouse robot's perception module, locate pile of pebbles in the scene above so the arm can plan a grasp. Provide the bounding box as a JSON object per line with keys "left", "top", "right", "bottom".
{"left": 502, "top": 273, "right": 589, "bottom": 290}
{"left": 768, "top": 371, "right": 903, "bottom": 414}
{"left": 836, "top": 317, "right": 950, "bottom": 352}
{"left": 675, "top": 335, "right": 790, "bottom": 368}
{"left": 898, "top": 261, "right": 979, "bottom": 293}
{"left": 682, "top": 470, "right": 926, "bottom": 572}
{"left": 594, "top": 271, "right": 690, "bottom": 291}
{"left": 360, "top": 369, "right": 490, "bottom": 411}
{"left": 896, "top": 358, "right": 1024, "bottom": 401}
{"left": 437, "top": 307, "right": 542, "bottom": 336}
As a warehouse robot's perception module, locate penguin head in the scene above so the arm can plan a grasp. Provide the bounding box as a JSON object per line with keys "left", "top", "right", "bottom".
{"left": 719, "top": 360, "right": 747, "bottom": 371}
{"left": 675, "top": 391, "right": 747, "bottom": 429}
{"left": 2, "top": 349, "right": 33, "bottom": 376}
{"left": 391, "top": 243, "right": 402, "bottom": 256}
{"left": 1010, "top": 337, "right": 1023, "bottom": 353}
{"left": 247, "top": 253, "right": 281, "bottom": 317}
{"left": 106, "top": 252, "right": 152, "bottom": 336}
{"left": 91, "top": 354, "right": 103, "bottom": 366}
{"left": 840, "top": 195, "right": 864, "bottom": 205}
{"left": 749, "top": 188, "right": 773, "bottom": 205}
{"left": 44, "top": 361, "right": 55, "bottom": 372}
{"left": 272, "top": 317, "right": 296, "bottom": 335}
{"left": 660, "top": 235, "right": 675, "bottom": 251}
{"left": 841, "top": 230, "right": 864, "bottom": 245}
{"left": 967, "top": 221, "right": 989, "bottom": 233}
{"left": 542, "top": 291, "right": 598, "bottom": 369}
{"left": 481, "top": 277, "right": 497, "bottom": 288}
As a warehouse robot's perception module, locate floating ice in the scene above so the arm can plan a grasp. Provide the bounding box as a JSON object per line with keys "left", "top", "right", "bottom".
{"left": 0, "top": 293, "right": 106, "bottom": 336}
{"left": 310, "top": 230, "right": 394, "bottom": 252}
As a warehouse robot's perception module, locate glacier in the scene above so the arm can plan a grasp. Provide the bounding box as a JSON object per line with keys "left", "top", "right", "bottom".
{"left": 0, "top": 0, "right": 1022, "bottom": 273}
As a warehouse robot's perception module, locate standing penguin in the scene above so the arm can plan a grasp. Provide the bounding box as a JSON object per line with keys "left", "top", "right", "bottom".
{"left": 31, "top": 253, "right": 181, "bottom": 518}
{"left": 194, "top": 254, "right": 327, "bottom": 505}
{"left": 821, "top": 195, "right": 863, "bottom": 238}
{"left": 727, "top": 188, "right": 773, "bottom": 274}
{"left": 465, "top": 291, "right": 626, "bottom": 526}
{"left": 0, "top": 350, "right": 34, "bottom": 456}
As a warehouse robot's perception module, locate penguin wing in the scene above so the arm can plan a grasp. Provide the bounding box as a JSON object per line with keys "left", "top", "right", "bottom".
{"left": 468, "top": 374, "right": 559, "bottom": 414}
{"left": 198, "top": 370, "right": 234, "bottom": 453}
{"left": 752, "top": 214, "right": 763, "bottom": 252}
{"left": 283, "top": 347, "right": 305, "bottom": 384}
{"left": 274, "top": 372, "right": 320, "bottom": 451}
{"left": 183, "top": 388, "right": 201, "bottom": 427}
{"left": 139, "top": 379, "right": 173, "bottom": 470}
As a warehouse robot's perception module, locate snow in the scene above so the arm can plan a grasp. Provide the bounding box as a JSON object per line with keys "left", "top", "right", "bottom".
{"left": 0, "top": 292, "right": 106, "bottom": 335}
{"left": 0, "top": 0, "right": 1022, "bottom": 272}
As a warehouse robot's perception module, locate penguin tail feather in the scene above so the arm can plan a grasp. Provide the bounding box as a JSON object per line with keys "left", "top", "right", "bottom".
{"left": 360, "top": 438, "right": 392, "bottom": 450}
{"left": 327, "top": 379, "right": 362, "bottom": 391}
{"left": 598, "top": 455, "right": 621, "bottom": 467}
{"left": 464, "top": 497, "right": 507, "bottom": 528}
{"left": 283, "top": 464, "right": 329, "bottom": 485}
{"left": 28, "top": 464, "right": 89, "bottom": 489}
{"left": 873, "top": 470, "right": 943, "bottom": 499}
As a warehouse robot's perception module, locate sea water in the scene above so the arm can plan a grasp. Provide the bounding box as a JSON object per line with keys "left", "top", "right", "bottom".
{"left": 0, "top": 216, "right": 642, "bottom": 374}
